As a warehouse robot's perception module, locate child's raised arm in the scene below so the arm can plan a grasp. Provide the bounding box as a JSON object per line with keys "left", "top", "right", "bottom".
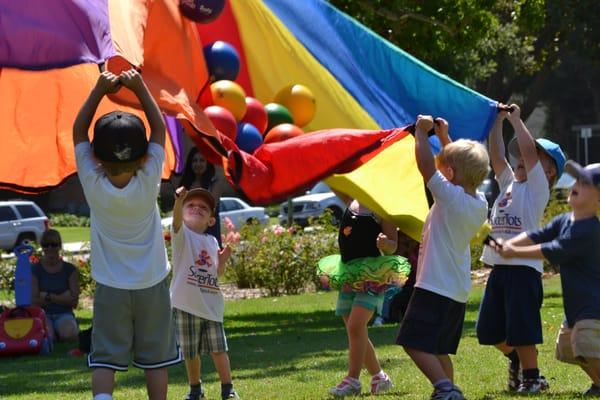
{"left": 507, "top": 104, "right": 538, "bottom": 173}
{"left": 488, "top": 105, "right": 511, "bottom": 177}
{"left": 119, "top": 69, "right": 166, "bottom": 147}
{"left": 414, "top": 115, "right": 436, "bottom": 182}
{"left": 433, "top": 117, "right": 452, "bottom": 147}
{"left": 73, "top": 71, "right": 121, "bottom": 145}
{"left": 172, "top": 186, "right": 187, "bottom": 233}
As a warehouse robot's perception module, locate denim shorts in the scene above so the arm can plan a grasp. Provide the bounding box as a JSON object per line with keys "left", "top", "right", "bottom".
{"left": 335, "top": 291, "right": 383, "bottom": 316}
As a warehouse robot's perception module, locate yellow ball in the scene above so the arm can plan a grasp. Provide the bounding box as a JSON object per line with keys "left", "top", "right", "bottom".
{"left": 274, "top": 84, "right": 316, "bottom": 127}
{"left": 210, "top": 80, "right": 247, "bottom": 120}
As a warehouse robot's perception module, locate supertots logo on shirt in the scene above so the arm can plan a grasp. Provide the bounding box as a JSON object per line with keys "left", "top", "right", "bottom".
{"left": 492, "top": 191, "right": 522, "bottom": 232}
{"left": 186, "top": 249, "right": 219, "bottom": 292}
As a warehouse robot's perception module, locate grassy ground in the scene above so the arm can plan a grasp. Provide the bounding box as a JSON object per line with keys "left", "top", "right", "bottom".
{"left": 53, "top": 227, "right": 90, "bottom": 244}
{"left": 0, "top": 276, "right": 591, "bottom": 399}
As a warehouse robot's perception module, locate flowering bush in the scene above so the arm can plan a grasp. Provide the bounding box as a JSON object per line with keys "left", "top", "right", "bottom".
{"left": 223, "top": 213, "right": 339, "bottom": 296}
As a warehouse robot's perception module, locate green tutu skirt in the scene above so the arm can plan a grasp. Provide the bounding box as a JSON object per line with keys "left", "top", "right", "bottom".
{"left": 317, "top": 254, "right": 411, "bottom": 294}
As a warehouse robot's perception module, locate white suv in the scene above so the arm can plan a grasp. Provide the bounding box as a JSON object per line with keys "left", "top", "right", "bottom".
{"left": 0, "top": 201, "right": 49, "bottom": 252}
{"left": 278, "top": 182, "right": 346, "bottom": 226}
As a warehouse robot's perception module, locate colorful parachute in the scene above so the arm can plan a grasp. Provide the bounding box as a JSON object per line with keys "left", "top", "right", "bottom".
{"left": 0, "top": 0, "right": 497, "bottom": 240}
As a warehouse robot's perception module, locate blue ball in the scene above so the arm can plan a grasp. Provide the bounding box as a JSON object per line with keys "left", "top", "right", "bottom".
{"left": 179, "top": 0, "right": 225, "bottom": 23}
{"left": 204, "top": 41, "right": 240, "bottom": 81}
{"left": 235, "top": 123, "right": 263, "bottom": 154}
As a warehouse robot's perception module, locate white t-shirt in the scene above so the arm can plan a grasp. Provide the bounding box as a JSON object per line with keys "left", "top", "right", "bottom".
{"left": 415, "top": 171, "right": 488, "bottom": 303}
{"left": 75, "top": 142, "right": 170, "bottom": 289}
{"left": 480, "top": 162, "right": 549, "bottom": 273}
{"left": 170, "top": 224, "right": 224, "bottom": 322}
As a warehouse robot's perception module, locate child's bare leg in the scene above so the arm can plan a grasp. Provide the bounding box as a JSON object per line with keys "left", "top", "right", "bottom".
{"left": 515, "top": 345, "right": 538, "bottom": 369}
{"left": 344, "top": 306, "right": 375, "bottom": 378}
{"left": 92, "top": 368, "right": 115, "bottom": 396}
{"left": 185, "top": 357, "right": 201, "bottom": 384}
{"left": 404, "top": 347, "right": 447, "bottom": 384}
{"left": 364, "top": 337, "right": 382, "bottom": 375}
{"left": 583, "top": 358, "right": 600, "bottom": 386}
{"left": 145, "top": 367, "right": 168, "bottom": 400}
{"left": 211, "top": 351, "right": 233, "bottom": 383}
{"left": 495, "top": 342, "right": 513, "bottom": 355}
{"left": 437, "top": 355, "right": 454, "bottom": 382}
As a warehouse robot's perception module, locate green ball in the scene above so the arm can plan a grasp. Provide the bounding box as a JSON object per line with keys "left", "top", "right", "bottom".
{"left": 264, "top": 103, "right": 294, "bottom": 134}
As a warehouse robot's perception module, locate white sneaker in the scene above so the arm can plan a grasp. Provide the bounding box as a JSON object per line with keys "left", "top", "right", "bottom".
{"left": 371, "top": 372, "right": 393, "bottom": 394}
{"left": 329, "top": 377, "right": 361, "bottom": 397}
{"left": 372, "top": 317, "right": 385, "bottom": 326}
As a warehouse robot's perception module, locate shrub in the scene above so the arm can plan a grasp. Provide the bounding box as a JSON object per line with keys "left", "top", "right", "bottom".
{"left": 49, "top": 213, "right": 90, "bottom": 227}
{"left": 224, "top": 213, "right": 338, "bottom": 296}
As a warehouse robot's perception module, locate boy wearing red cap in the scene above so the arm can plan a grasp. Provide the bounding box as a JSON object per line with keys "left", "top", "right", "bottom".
{"left": 170, "top": 186, "right": 238, "bottom": 400}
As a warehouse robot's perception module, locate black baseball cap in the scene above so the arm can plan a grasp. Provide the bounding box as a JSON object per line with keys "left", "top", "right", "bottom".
{"left": 92, "top": 111, "right": 148, "bottom": 163}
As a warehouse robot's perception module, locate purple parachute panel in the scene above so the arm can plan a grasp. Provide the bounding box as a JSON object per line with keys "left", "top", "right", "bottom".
{"left": 0, "top": 0, "right": 115, "bottom": 70}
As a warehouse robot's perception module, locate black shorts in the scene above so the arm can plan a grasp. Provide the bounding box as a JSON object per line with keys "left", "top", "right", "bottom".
{"left": 396, "top": 288, "right": 466, "bottom": 355}
{"left": 476, "top": 265, "right": 543, "bottom": 346}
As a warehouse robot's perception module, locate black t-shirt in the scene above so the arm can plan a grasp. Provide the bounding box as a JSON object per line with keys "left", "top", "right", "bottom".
{"left": 338, "top": 208, "right": 381, "bottom": 263}
{"left": 31, "top": 261, "right": 76, "bottom": 315}
{"left": 529, "top": 213, "right": 600, "bottom": 326}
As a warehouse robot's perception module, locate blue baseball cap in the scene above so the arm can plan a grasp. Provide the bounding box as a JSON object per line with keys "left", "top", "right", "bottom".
{"left": 565, "top": 161, "right": 600, "bottom": 189}
{"left": 508, "top": 138, "right": 566, "bottom": 179}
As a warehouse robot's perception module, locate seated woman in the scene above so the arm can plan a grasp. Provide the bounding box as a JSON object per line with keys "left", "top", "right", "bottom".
{"left": 31, "top": 229, "right": 80, "bottom": 342}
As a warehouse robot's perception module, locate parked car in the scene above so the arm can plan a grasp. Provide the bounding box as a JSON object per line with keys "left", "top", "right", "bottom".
{"left": 161, "top": 196, "right": 269, "bottom": 231}
{"left": 278, "top": 182, "right": 346, "bottom": 226}
{"left": 0, "top": 200, "right": 49, "bottom": 252}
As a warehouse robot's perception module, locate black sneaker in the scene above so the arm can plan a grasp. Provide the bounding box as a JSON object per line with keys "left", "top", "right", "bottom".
{"left": 222, "top": 388, "right": 240, "bottom": 400}
{"left": 584, "top": 384, "right": 600, "bottom": 397}
{"left": 517, "top": 376, "right": 549, "bottom": 394}
{"left": 184, "top": 390, "right": 205, "bottom": 400}
{"left": 507, "top": 359, "right": 521, "bottom": 391}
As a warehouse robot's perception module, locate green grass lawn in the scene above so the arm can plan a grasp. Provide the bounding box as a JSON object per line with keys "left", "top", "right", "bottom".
{"left": 0, "top": 276, "right": 590, "bottom": 399}
{"left": 53, "top": 227, "right": 90, "bottom": 244}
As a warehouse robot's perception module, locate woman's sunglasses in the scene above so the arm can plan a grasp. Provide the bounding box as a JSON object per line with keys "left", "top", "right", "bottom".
{"left": 41, "top": 242, "right": 61, "bottom": 248}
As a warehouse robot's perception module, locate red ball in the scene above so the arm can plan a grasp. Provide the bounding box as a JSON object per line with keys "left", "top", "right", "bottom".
{"left": 241, "top": 97, "right": 268, "bottom": 134}
{"left": 204, "top": 106, "right": 237, "bottom": 141}
{"left": 263, "top": 123, "right": 304, "bottom": 144}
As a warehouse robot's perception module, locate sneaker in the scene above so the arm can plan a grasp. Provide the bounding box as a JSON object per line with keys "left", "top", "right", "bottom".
{"left": 430, "top": 387, "right": 465, "bottom": 400}
{"left": 507, "top": 359, "right": 522, "bottom": 391}
{"left": 370, "top": 373, "right": 393, "bottom": 394}
{"left": 584, "top": 384, "right": 600, "bottom": 397}
{"left": 372, "top": 316, "right": 385, "bottom": 326}
{"left": 517, "top": 376, "right": 549, "bottom": 394}
{"left": 329, "top": 377, "right": 361, "bottom": 397}
{"left": 184, "top": 391, "right": 205, "bottom": 400}
{"left": 222, "top": 388, "right": 240, "bottom": 400}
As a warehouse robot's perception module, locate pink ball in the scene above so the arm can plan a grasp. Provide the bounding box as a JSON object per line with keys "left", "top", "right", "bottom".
{"left": 241, "top": 97, "right": 268, "bottom": 134}
{"left": 204, "top": 105, "right": 237, "bottom": 141}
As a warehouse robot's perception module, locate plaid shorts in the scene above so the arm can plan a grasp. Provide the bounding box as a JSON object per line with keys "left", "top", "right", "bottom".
{"left": 173, "top": 308, "right": 228, "bottom": 359}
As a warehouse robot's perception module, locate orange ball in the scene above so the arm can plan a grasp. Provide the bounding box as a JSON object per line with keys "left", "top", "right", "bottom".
{"left": 274, "top": 84, "right": 316, "bottom": 127}
{"left": 210, "top": 80, "right": 247, "bottom": 120}
{"left": 264, "top": 123, "right": 304, "bottom": 144}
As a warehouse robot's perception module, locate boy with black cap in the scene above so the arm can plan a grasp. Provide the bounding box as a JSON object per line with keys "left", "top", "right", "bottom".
{"left": 73, "top": 69, "right": 181, "bottom": 400}
{"left": 492, "top": 160, "right": 600, "bottom": 397}
{"left": 477, "top": 104, "right": 566, "bottom": 393}
{"left": 169, "top": 186, "right": 238, "bottom": 400}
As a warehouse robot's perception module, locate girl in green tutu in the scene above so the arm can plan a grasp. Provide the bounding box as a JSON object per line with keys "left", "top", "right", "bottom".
{"left": 319, "top": 193, "right": 411, "bottom": 397}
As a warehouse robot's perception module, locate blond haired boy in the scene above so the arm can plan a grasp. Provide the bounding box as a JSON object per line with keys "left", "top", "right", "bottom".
{"left": 396, "top": 115, "right": 489, "bottom": 400}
